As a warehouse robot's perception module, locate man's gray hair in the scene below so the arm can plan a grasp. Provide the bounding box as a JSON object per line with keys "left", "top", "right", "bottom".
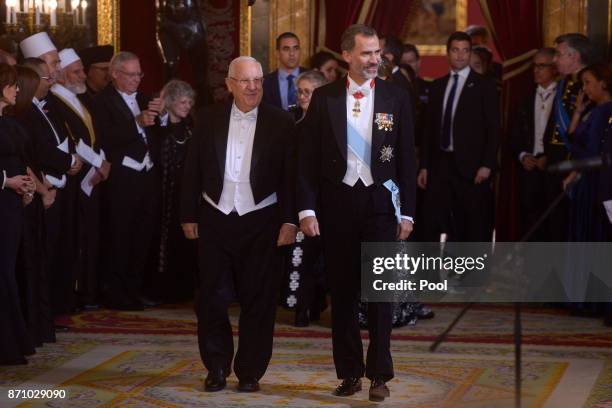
{"left": 554, "top": 33, "right": 591, "bottom": 65}
{"left": 227, "top": 56, "right": 263, "bottom": 78}
{"left": 341, "top": 24, "right": 377, "bottom": 52}
{"left": 534, "top": 47, "right": 556, "bottom": 60}
{"left": 162, "top": 79, "right": 196, "bottom": 108}
{"left": 297, "top": 70, "right": 327, "bottom": 88}
{"left": 110, "top": 51, "right": 138, "bottom": 73}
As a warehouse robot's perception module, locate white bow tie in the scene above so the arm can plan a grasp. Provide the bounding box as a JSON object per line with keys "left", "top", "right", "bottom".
{"left": 34, "top": 99, "right": 47, "bottom": 109}
{"left": 232, "top": 109, "right": 257, "bottom": 122}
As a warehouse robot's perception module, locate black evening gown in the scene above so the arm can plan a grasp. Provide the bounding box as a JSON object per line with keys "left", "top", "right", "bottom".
{"left": 0, "top": 116, "right": 35, "bottom": 364}
{"left": 157, "top": 118, "right": 198, "bottom": 300}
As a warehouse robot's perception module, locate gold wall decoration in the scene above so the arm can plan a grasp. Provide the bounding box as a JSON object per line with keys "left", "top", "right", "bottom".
{"left": 543, "top": 0, "right": 588, "bottom": 46}
{"left": 267, "top": 0, "right": 312, "bottom": 70}
{"left": 239, "top": 0, "right": 252, "bottom": 56}
{"left": 97, "top": 0, "right": 120, "bottom": 50}
{"left": 400, "top": 0, "right": 468, "bottom": 56}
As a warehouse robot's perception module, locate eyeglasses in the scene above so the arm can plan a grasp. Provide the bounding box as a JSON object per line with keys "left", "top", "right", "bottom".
{"left": 229, "top": 77, "right": 264, "bottom": 87}
{"left": 118, "top": 70, "right": 144, "bottom": 79}
{"left": 297, "top": 89, "right": 313, "bottom": 97}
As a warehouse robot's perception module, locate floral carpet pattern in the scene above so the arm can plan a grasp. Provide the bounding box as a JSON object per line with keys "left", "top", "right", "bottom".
{"left": 0, "top": 304, "right": 610, "bottom": 407}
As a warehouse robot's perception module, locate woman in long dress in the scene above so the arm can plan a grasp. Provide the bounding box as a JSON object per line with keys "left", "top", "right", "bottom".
{"left": 0, "top": 63, "right": 36, "bottom": 365}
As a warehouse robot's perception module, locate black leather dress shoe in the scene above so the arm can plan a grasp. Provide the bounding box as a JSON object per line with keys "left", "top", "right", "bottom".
{"left": 416, "top": 303, "right": 435, "bottom": 319}
{"left": 54, "top": 325, "right": 69, "bottom": 333}
{"left": 333, "top": 377, "right": 362, "bottom": 396}
{"left": 369, "top": 378, "right": 390, "bottom": 402}
{"left": 237, "top": 378, "right": 260, "bottom": 392}
{"left": 204, "top": 372, "right": 228, "bottom": 392}
{"left": 139, "top": 296, "right": 162, "bottom": 308}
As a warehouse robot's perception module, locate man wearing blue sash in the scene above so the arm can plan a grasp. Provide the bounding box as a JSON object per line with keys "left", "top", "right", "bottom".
{"left": 297, "top": 24, "right": 416, "bottom": 402}
{"left": 544, "top": 33, "right": 590, "bottom": 240}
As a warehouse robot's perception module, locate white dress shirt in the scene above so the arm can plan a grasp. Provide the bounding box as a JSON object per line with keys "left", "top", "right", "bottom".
{"left": 344, "top": 75, "right": 375, "bottom": 187}
{"left": 519, "top": 82, "right": 556, "bottom": 162}
{"left": 203, "top": 103, "right": 277, "bottom": 215}
{"left": 441, "top": 66, "right": 471, "bottom": 152}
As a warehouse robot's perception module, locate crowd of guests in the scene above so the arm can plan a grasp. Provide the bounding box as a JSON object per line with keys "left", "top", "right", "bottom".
{"left": 1, "top": 23, "right": 611, "bottom": 375}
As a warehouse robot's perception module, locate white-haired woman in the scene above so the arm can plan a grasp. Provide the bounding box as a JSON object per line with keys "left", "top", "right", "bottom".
{"left": 158, "top": 79, "right": 198, "bottom": 299}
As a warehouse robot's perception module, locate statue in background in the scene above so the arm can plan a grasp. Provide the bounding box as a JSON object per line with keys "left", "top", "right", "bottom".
{"left": 156, "top": 0, "right": 212, "bottom": 106}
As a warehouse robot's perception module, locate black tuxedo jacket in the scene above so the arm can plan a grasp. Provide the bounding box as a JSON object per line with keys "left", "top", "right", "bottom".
{"left": 298, "top": 76, "right": 416, "bottom": 218}
{"left": 180, "top": 101, "right": 297, "bottom": 225}
{"left": 47, "top": 92, "right": 99, "bottom": 152}
{"left": 263, "top": 67, "right": 306, "bottom": 110}
{"left": 91, "top": 84, "right": 159, "bottom": 165}
{"left": 18, "top": 102, "right": 73, "bottom": 179}
{"left": 421, "top": 69, "right": 500, "bottom": 179}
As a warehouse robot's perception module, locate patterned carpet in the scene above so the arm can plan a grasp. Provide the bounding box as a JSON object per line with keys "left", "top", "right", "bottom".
{"left": 1, "top": 304, "right": 611, "bottom": 407}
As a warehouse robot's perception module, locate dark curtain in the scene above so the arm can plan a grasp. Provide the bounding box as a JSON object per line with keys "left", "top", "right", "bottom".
{"left": 480, "top": 0, "right": 544, "bottom": 241}
{"left": 368, "top": 0, "right": 414, "bottom": 38}
{"left": 319, "top": 0, "right": 365, "bottom": 53}
{"left": 316, "top": 0, "right": 412, "bottom": 53}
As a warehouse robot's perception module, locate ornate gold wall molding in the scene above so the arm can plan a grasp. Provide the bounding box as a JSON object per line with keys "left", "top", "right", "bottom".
{"left": 239, "top": 0, "right": 252, "bottom": 56}
{"left": 267, "top": 0, "right": 312, "bottom": 70}
{"left": 543, "top": 0, "right": 588, "bottom": 46}
{"left": 97, "top": 0, "right": 120, "bottom": 50}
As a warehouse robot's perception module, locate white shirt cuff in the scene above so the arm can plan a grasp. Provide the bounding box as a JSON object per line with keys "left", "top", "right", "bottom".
{"left": 70, "top": 154, "right": 76, "bottom": 167}
{"left": 401, "top": 216, "right": 414, "bottom": 223}
{"left": 159, "top": 112, "right": 169, "bottom": 127}
{"left": 519, "top": 151, "right": 529, "bottom": 162}
{"left": 604, "top": 200, "right": 612, "bottom": 224}
{"left": 1, "top": 170, "right": 6, "bottom": 189}
{"left": 298, "top": 210, "right": 316, "bottom": 221}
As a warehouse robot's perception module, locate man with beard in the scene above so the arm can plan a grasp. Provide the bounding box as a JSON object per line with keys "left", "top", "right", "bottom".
{"left": 298, "top": 24, "right": 416, "bottom": 402}
{"left": 78, "top": 45, "right": 114, "bottom": 107}
{"left": 263, "top": 32, "right": 305, "bottom": 116}
{"left": 47, "top": 48, "right": 111, "bottom": 310}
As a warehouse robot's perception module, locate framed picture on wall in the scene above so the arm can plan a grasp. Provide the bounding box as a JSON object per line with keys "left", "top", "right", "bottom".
{"left": 400, "top": 0, "right": 467, "bottom": 56}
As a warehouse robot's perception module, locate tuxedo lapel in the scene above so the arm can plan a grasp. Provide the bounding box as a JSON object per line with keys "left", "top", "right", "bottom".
{"left": 250, "top": 104, "right": 268, "bottom": 175}
{"left": 214, "top": 102, "right": 232, "bottom": 176}
{"left": 371, "top": 78, "right": 393, "bottom": 164}
{"left": 327, "top": 80, "right": 347, "bottom": 160}
{"left": 455, "top": 70, "right": 477, "bottom": 117}
{"left": 109, "top": 87, "right": 136, "bottom": 123}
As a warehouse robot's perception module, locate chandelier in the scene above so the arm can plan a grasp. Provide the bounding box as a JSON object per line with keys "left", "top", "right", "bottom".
{"left": 4, "top": 0, "right": 89, "bottom": 31}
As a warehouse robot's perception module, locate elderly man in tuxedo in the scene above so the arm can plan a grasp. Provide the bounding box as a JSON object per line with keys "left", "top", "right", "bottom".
{"left": 298, "top": 24, "right": 416, "bottom": 402}
{"left": 92, "top": 51, "right": 165, "bottom": 311}
{"left": 181, "top": 56, "right": 297, "bottom": 393}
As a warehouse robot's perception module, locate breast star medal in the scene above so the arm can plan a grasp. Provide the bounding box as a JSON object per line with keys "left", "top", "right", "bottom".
{"left": 380, "top": 145, "right": 394, "bottom": 162}
{"left": 375, "top": 113, "right": 394, "bottom": 131}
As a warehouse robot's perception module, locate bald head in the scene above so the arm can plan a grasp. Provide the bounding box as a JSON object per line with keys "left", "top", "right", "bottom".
{"left": 225, "top": 56, "right": 264, "bottom": 113}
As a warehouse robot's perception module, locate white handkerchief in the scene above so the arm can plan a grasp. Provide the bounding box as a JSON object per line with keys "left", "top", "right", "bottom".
{"left": 76, "top": 140, "right": 103, "bottom": 168}
{"left": 604, "top": 200, "right": 612, "bottom": 224}
{"left": 57, "top": 137, "right": 69, "bottom": 153}
{"left": 80, "top": 166, "right": 97, "bottom": 197}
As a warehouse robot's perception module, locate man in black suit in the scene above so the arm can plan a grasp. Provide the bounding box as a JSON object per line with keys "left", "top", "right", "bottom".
{"left": 181, "top": 56, "right": 297, "bottom": 393}
{"left": 298, "top": 24, "right": 416, "bottom": 402}
{"left": 417, "top": 31, "right": 500, "bottom": 242}
{"left": 541, "top": 33, "right": 591, "bottom": 241}
{"left": 92, "top": 51, "right": 165, "bottom": 311}
{"left": 20, "top": 58, "right": 83, "bottom": 316}
{"left": 262, "top": 32, "right": 304, "bottom": 114}
{"left": 511, "top": 48, "right": 558, "bottom": 240}
{"left": 48, "top": 48, "right": 112, "bottom": 310}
